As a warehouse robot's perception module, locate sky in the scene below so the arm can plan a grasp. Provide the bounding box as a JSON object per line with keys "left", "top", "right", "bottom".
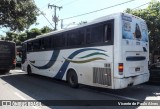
{"left": 0, "top": 0, "right": 159, "bottom": 36}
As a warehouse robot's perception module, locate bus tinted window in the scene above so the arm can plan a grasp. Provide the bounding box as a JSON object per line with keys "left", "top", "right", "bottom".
{"left": 41, "top": 37, "right": 52, "bottom": 50}
{"left": 27, "top": 42, "right": 33, "bottom": 51}
{"left": 33, "top": 40, "right": 41, "bottom": 50}
{"left": 67, "top": 30, "right": 85, "bottom": 46}
{"left": 104, "top": 23, "right": 112, "bottom": 41}
{"left": 86, "top": 28, "right": 91, "bottom": 44}
{"left": 78, "top": 30, "right": 85, "bottom": 44}
{"left": 91, "top": 25, "right": 103, "bottom": 43}
{"left": 53, "top": 34, "right": 65, "bottom": 48}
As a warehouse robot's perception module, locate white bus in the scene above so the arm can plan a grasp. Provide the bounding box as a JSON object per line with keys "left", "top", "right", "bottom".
{"left": 21, "top": 12, "right": 149, "bottom": 89}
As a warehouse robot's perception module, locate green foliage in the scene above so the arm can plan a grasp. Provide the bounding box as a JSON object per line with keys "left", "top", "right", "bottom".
{"left": 18, "top": 33, "right": 27, "bottom": 42}
{"left": 2, "top": 26, "right": 53, "bottom": 45}
{"left": 4, "top": 32, "right": 19, "bottom": 44}
{"left": 0, "top": 0, "right": 38, "bottom": 31}
{"left": 26, "top": 28, "right": 42, "bottom": 39}
{"left": 41, "top": 26, "right": 53, "bottom": 34}
{"left": 125, "top": 0, "right": 160, "bottom": 54}
{"left": 0, "top": 35, "right": 5, "bottom": 40}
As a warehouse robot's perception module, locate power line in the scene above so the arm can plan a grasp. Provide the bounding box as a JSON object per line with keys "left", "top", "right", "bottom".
{"left": 38, "top": 0, "right": 61, "bottom": 12}
{"left": 122, "top": 2, "right": 151, "bottom": 16}
{"left": 132, "top": 2, "right": 150, "bottom": 10}
{"left": 37, "top": 8, "right": 55, "bottom": 29}
{"left": 61, "top": 0, "right": 136, "bottom": 20}
{"left": 123, "top": 2, "right": 150, "bottom": 13}
{"left": 38, "top": 0, "right": 55, "bottom": 11}
{"left": 62, "top": 0, "right": 80, "bottom": 7}
{"left": 55, "top": 0, "right": 64, "bottom": 4}
{"left": 34, "top": 1, "right": 63, "bottom": 30}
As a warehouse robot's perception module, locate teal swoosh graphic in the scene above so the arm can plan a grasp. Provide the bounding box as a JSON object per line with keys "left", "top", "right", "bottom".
{"left": 64, "top": 57, "right": 106, "bottom": 64}
{"left": 79, "top": 52, "right": 108, "bottom": 59}
{"left": 54, "top": 48, "right": 106, "bottom": 79}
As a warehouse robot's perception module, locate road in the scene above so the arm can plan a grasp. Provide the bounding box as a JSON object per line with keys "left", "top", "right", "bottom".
{"left": 0, "top": 68, "right": 160, "bottom": 109}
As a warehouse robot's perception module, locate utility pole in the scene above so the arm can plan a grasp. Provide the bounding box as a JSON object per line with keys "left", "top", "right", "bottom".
{"left": 61, "top": 19, "right": 63, "bottom": 29}
{"left": 48, "top": 4, "right": 62, "bottom": 31}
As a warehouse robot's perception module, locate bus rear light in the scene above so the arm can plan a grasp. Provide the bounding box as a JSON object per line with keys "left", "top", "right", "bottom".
{"left": 118, "top": 63, "right": 123, "bottom": 75}
{"left": 13, "top": 59, "right": 16, "bottom": 65}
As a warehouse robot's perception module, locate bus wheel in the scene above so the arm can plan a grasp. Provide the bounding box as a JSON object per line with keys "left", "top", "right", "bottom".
{"left": 67, "top": 70, "right": 79, "bottom": 88}
{"left": 27, "top": 65, "right": 32, "bottom": 75}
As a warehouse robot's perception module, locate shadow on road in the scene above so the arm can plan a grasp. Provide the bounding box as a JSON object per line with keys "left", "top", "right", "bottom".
{"left": 0, "top": 73, "right": 159, "bottom": 109}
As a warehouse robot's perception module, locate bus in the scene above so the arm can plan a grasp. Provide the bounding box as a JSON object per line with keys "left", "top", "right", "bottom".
{"left": 21, "top": 12, "right": 149, "bottom": 89}
{"left": 0, "top": 40, "right": 16, "bottom": 73}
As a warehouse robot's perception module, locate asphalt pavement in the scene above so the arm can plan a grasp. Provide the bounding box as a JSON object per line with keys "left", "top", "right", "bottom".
{"left": 0, "top": 68, "right": 159, "bottom": 109}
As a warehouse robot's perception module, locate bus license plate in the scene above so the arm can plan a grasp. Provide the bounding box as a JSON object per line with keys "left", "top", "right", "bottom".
{"left": 135, "top": 67, "right": 140, "bottom": 72}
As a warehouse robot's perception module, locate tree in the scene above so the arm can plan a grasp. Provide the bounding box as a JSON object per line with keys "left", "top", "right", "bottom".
{"left": 5, "top": 32, "right": 18, "bottom": 41}
{"left": 18, "top": 33, "right": 27, "bottom": 42}
{"left": 3, "top": 26, "right": 53, "bottom": 45}
{"left": 41, "top": 26, "right": 52, "bottom": 34}
{"left": 4, "top": 31, "right": 22, "bottom": 45}
{"left": 26, "top": 28, "right": 42, "bottom": 39}
{"left": 0, "top": 35, "right": 5, "bottom": 40}
{"left": 0, "top": 0, "right": 38, "bottom": 31}
{"left": 125, "top": 0, "right": 160, "bottom": 62}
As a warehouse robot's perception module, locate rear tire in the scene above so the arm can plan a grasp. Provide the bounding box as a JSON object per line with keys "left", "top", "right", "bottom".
{"left": 67, "top": 70, "right": 79, "bottom": 88}
{"left": 27, "top": 65, "right": 32, "bottom": 75}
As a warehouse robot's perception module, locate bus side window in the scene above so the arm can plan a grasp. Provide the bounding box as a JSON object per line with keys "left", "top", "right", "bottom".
{"left": 27, "top": 42, "right": 33, "bottom": 52}
{"left": 53, "top": 34, "right": 65, "bottom": 48}
{"left": 41, "top": 37, "right": 51, "bottom": 50}
{"left": 47, "top": 37, "right": 52, "bottom": 49}
{"left": 104, "top": 23, "right": 112, "bottom": 42}
{"left": 78, "top": 30, "right": 85, "bottom": 45}
{"left": 67, "top": 30, "right": 84, "bottom": 46}
{"left": 41, "top": 39, "right": 45, "bottom": 50}
{"left": 86, "top": 28, "right": 91, "bottom": 44}
{"left": 33, "top": 40, "right": 41, "bottom": 51}
{"left": 91, "top": 25, "right": 103, "bottom": 43}
{"left": 67, "top": 31, "right": 76, "bottom": 46}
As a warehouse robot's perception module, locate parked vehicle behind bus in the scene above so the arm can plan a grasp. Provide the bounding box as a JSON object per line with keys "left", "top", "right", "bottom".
{"left": 22, "top": 12, "right": 149, "bottom": 89}
{"left": 0, "top": 40, "right": 16, "bottom": 73}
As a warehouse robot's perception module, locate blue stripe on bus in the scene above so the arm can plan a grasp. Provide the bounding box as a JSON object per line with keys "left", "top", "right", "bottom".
{"left": 126, "top": 56, "right": 146, "bottom": 61}
{"left": 54, "top": 48, "right": 106, "bottom": 79}
{"left": 29, "top": 50, "right": 60, "bottom": 69}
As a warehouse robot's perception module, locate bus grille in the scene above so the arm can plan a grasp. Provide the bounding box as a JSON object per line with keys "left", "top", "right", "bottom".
{"left": 93, "top": 66, "right": 111, "bottom": 86}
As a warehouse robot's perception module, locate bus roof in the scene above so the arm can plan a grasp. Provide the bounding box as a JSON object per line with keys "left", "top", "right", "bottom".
{"left": 24, "top": 12, "right": 145, "bottom": 43}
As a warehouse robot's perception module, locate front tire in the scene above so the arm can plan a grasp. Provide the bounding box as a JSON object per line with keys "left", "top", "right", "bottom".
{"left": 67, "top": 70, "right": 79, "bottom": 88}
